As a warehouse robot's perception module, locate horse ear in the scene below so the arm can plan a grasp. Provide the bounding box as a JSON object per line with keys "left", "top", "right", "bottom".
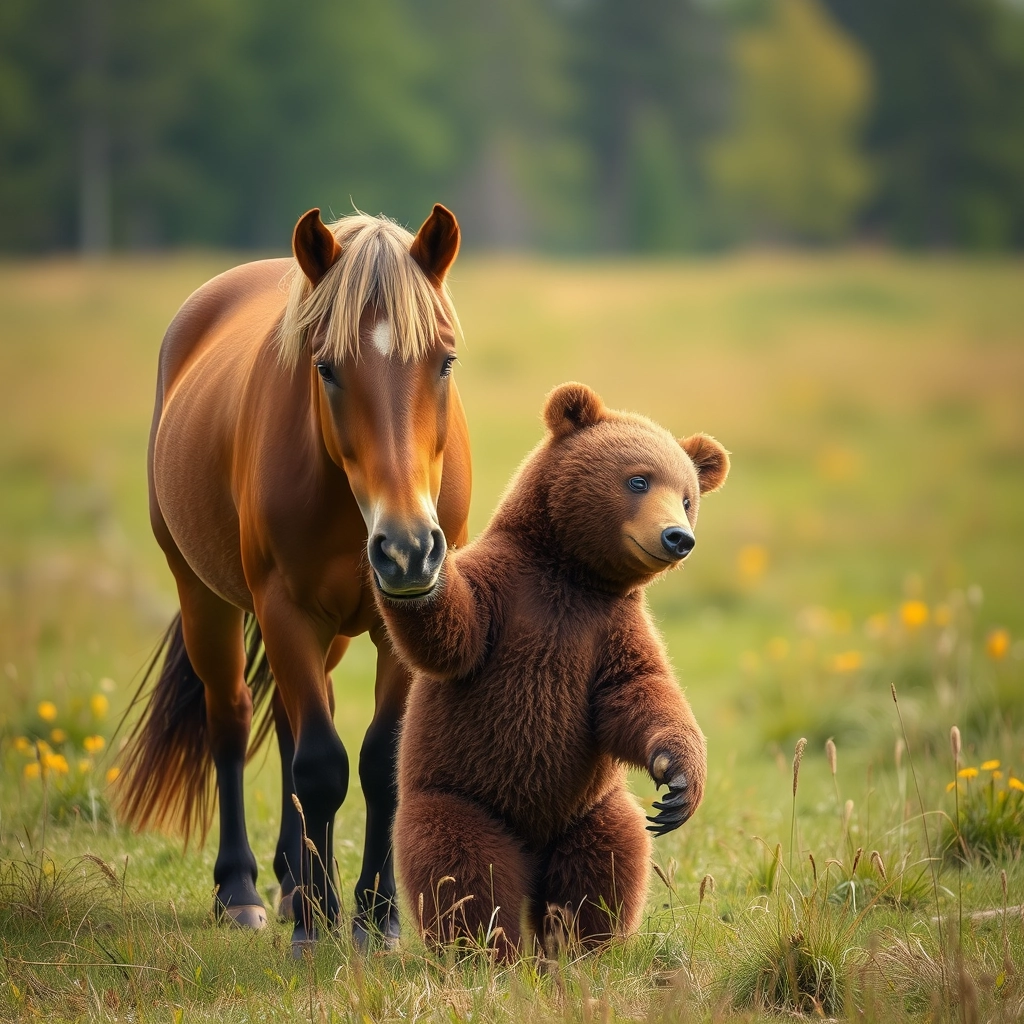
{"left": 293, "top": 209, "right": 342, "bottom": 287}
{"left": 410, "top": 204, "right": 461, "bottom": 285}
{"left": 680, "top": 433, "right": 730, "bottom": 493}
{"left": 544, "top": 382, "right": 606, "bottom": 438}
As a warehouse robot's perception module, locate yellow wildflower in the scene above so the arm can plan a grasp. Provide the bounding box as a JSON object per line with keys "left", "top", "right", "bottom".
{"left": 83, "top": 735, "right": 106, "bottom": 754}
{"left": 50, "top": 728, "right": 67, "bottom": 744}
{"left": 35, "top": 739, "right": 52, "bottom": 756}
{"left": 24, "top": 762, "right": 40, "bottom": 780}
{"left": 42, "top": 753, "right": 69, "bottom": 775}
{"left": 37, "top": 701, "right": 58, "bottom": 722}
{"left": 737, "top": 544, "right": 768, "bottom": 581}
{"left": 981, "top": 760, "right": 1001, "bottom": 771}
{"left": 831, "top": 650, "right": 863, "bottom": 673}
{"left": 986, "top": 628, "right": 1010, "bottom": 660}
{"left": 1009, "top": 777, "right": 1024, "bottom": 793}
{"left": 78, "top": 759, "right": 93, "bottom": 774}
{"left": 958, "top": 767, "right": 979, "bottom": 780}
{"left": 900, "top": 601, "right": 929, "bottom": 629}
{"left": 865, "top": 613, "right": 888, "bottom": 638}
{"left": 90, "top": 694, "right": 109, "bottom": 718}
{"left": 993, "top": 771, "right": 1003, "bottom": 781}
{"left": 946, "top": 780, "right": 958, "bottom": 792}
{"left": 934, "top": 604, "right": 952, "bottom": 627}
{"left": 105, "top": 767, "right": 120, "bottom": 784}
{"left": 766, "top": 636, "right": 790, "bottom": 661}
{"left": 13, "top": 736, "right": 32, "bottom": 754}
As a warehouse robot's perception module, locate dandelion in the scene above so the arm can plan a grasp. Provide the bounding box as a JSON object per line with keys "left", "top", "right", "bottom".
{"left": 1009, "top": 778, "right": 1024, "bottom": 793}
{"left": 90, "top": 694, "right": 109, "bottom": 718}
{"left": 23, "top": 762, "right": 40, "bottom": 780}
{"left": 42, "top": 753, "right": 69, "bottom": 774}
{"left": 900, "top": 600, "right": 929, "bottom": 629}
{"left": 83, "top": 735, "right": 106, "bottom": 754}
{"left": 986, "top": 628, "right": 1010, "bottom": 660}
{"left": 934, "top": 604, "right": 952, "bottom": 627}
{"left": 50, "top": 728, "right": 67, "bottom": 744}
{"left": 78, "top": 759, "right": 92, "bottom": 773}
{"left": 105, "top": 767, "right": 120, "bottom": 784}
{"left": 992, "top": 771, "right": 1003, "bottom": 781}
{"left": 737, "top": 544, "right": 768, "bottom": 581}
{"left": 831, "top": 650, "right": 863, "bottom": 673}
{"left": 946, "top": 780, "right": 959, "bottom": 792}
{"left": 35, "top": 739, "right": 52, "bottom": 756}
{"left": 865, "top": 612, "right": 888, "bottom": 638}
{"left": 37, "top": 701, "right": 58, "bottom": 722}
{"left": 766, "top": 636, "right": 789, "bottom": 661}
{"left": 13, "top": 736, "right": 32, "bottom": 755}
{"left": 958, "top": 767, "right": 979, "bottom": 780}
{"left": 981, "top": 760, "right": 1000, "bottom": 771}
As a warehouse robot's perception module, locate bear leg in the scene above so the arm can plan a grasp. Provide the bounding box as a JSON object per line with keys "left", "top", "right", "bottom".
{"left": 539, "top": 786, "right": 651, "bottom": 952}
{"left": 396, "top": 790, "right": 536, "bottom": 960}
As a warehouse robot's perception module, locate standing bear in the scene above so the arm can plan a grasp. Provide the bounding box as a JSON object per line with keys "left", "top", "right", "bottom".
{"left": 375, "top": 383, "right": 729, "bottom": 958}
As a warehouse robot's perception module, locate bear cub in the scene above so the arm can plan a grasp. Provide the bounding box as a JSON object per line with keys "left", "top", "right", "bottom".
{"left": 375, "top": 382, "right": 729, "bottom": 958}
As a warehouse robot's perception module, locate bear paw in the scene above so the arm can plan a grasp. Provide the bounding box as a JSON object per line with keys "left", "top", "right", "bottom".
{"left": 646, "top": 750, "right": 698, "bottom": 836}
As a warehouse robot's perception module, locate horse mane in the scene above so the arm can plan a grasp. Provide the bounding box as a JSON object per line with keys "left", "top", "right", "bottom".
{"left": 276, "top": 212, "right": 460, "bottom": 368}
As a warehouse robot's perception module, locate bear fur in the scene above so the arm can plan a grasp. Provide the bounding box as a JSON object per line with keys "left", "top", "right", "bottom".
{"left": 375, "top": 382, "right": 729, "bottom": 958}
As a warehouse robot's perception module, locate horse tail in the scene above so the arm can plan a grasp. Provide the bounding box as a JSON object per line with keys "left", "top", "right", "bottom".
{"left": 115, "top": 612, "right": 277, "bottom": 844}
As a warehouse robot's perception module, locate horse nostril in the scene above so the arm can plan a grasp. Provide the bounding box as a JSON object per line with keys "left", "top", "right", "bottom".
{"left": 661, "top": 526, "right": 695, "bottom": 558}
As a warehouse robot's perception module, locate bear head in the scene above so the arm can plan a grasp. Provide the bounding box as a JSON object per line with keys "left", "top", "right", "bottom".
{"left": 534, "top": 382, "right": 729, "bottom": 589}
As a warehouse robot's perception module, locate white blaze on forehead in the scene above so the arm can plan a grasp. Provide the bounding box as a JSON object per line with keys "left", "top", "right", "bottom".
{"left": 371, "top": 319, "right": 392, "bottom": 356}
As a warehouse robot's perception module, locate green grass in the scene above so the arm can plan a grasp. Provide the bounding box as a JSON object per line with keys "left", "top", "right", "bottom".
{"left": 1, "top": 250, "right": 1023, "bottom": 1021}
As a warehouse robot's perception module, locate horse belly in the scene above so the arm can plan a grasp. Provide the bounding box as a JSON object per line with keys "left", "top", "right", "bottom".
{"left": 153, "top": 357, "right": 251, "bottom": 610}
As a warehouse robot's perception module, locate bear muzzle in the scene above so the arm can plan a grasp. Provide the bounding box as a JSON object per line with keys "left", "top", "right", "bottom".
{"left": 661, "top": 526, "right": 696, "bottom": 561}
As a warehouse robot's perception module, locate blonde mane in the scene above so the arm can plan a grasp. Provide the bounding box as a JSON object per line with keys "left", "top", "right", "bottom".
{"left": 276, "top": 213, "right": 460, "bottom": 368}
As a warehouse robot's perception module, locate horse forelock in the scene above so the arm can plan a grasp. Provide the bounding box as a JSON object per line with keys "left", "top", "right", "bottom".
{"left": 276, "top": 213, "right": 460, "bottom": 369}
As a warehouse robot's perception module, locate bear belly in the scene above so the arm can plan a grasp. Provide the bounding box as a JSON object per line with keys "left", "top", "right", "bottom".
{"left": 399, "top": 635, "right": 618, "bottom": 847}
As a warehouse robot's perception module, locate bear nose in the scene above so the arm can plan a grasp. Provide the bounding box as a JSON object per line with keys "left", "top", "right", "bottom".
{"left": 661, "top": 526, "right": 695, "bottom": 560}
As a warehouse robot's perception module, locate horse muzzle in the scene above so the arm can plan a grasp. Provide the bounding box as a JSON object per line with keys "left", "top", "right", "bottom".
{"left": 368, "top": 519, "right": 446, "bottom": 598}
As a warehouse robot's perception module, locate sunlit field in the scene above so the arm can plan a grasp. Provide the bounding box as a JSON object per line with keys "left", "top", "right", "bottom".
{"left": 1, "top": 252, "right": 1022, "bottom": 1021}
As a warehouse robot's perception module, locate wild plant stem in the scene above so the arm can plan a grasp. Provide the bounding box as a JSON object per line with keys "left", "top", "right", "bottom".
{"left": 891, "top": 684, "right": 946, "bottom": 991}
{"left": 953, "top": 752, "right": 962, "bottom": 953}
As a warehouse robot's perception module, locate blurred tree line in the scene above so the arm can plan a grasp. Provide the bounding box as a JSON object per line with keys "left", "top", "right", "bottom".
{"left": 2, "top": 0, "right": 1023, "bottom": 253}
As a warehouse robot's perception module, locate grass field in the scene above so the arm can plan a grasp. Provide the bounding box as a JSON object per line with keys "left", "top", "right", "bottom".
{"left": 1, "top": 251, "right": 1023, "bottom": 1021}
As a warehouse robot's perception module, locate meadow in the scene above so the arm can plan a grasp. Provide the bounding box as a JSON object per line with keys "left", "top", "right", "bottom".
{"left": 1, "top": 250, "right": 1022, "bottom": 1022}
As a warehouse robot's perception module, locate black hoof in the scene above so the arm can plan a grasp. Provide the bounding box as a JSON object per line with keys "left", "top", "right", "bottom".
{"left": 352, "top": 914, "right": 400, "bottom": 952}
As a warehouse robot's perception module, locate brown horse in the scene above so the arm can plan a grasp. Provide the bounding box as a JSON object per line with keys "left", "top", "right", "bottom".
{"left": 116, "top": 205, "right": 470, "bottom": 953}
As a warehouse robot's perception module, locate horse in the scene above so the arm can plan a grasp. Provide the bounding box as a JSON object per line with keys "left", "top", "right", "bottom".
{"left": 116, "top": 204, "right": 470, "bottom": 954}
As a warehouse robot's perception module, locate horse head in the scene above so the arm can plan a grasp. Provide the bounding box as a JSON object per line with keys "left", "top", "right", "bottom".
{"left": 289, "top": 205, "right": 462, "bottom": 598}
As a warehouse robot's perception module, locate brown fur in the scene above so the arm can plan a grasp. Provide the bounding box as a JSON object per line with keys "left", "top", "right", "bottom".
{"left": 377, "top": 382, "right": 729, "bottom": 957}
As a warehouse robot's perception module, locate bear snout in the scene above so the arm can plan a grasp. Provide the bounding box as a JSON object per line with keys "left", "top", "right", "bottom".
{"left": 660, "top": 526, "right": 695, "bottom": 560}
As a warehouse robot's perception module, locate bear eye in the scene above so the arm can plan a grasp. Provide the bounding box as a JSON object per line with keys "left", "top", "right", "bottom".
{"left": 684, "top": 497, "right": 691, "bottom": 511}
{"left": 628, "top": 476, "right": 649, "bottom": 493}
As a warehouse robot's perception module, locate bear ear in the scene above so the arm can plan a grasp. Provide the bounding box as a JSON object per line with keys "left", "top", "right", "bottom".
{"left": 544, "top": 382, "right": 606, "bottom": 438}
{"left": 293, "top": 209, "right": 342, "bottom": 287}
{"left": 680, "top": 433, "right": 730, "bottom": 493}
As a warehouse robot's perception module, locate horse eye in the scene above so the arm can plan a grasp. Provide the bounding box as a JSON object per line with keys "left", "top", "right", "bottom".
{"left": 440, "top": 355, "right": 457, "bottom": 379}
{"left": 316, "top": 362, "right": 336, "bottom": 385}
{"left": 684, "top": 497, "right": 691, "bottom": 511}
{"left": 628, "top": 476, "right": 649, "bottom": 493}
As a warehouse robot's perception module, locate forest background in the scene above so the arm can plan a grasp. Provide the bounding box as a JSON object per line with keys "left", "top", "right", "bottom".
{"left": 4, "top": 0, "right": 1024, "bottom": 256}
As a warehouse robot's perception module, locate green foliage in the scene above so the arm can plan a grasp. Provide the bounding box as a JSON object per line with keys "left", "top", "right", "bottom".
{"left": 709, "top": 0, "right": 873, "bottom": 241}
{"left": 943, "top": 763, "right": 1024, "bottom": 865}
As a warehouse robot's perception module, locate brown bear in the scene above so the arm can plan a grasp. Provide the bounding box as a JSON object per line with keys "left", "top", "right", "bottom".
{"left": 374, "top": 382, "right": 729, "bottom": 958}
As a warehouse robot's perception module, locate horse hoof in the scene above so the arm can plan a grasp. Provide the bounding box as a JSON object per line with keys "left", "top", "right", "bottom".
{"left": 222, "top": 904, "right": 268, "bottom": 929}
{"left": 353, "top": 916, "right": 400, "bottom": 952}
{"left": 275, "top": 886, "right": 296, "bottom": 922}
{"left": 291, "top": 937, "right": 316, "bottom": 959}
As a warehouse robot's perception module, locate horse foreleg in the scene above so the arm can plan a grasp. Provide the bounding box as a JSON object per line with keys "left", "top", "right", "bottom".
{"left": 272, "top": 636, "right": 348, "bottom": 921}
{"left": 176, "top": 579, "right": 265, "bottom": 928}
{"left": 353, "top": 626, "right": 411, "bottom": 950}
{"left": 258, "top": 593, "right": 348, "bottom": 954}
